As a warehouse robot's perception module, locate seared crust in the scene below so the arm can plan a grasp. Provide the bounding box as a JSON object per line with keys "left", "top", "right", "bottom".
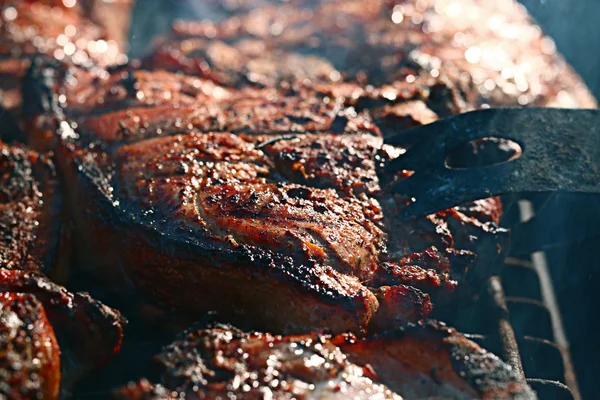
{"left": 114, "top": 321, "right": 534, "bottom": 399}
{"left": 55, "top": 132, "right": 381, "bottom": 334}
{"left": 120, "top": 322, "right": 402, "bottom": 399}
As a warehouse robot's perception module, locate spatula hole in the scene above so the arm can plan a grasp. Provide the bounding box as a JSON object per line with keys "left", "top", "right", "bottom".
{"left": 445, "top": 137, "right": 522, "bottom": 169}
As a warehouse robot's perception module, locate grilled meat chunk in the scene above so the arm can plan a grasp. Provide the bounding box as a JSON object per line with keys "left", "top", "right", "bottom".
{"left": 335, "top": 321, "right": 535, "bottom": 399}
{"left": 0, "top": 140, "right": 126, "bottom": 397}
{"left": 0, "top": 292, "right": 60, "bottom": 399}
{"left": 114, "top": 321, "right": 535, "bottom": 399}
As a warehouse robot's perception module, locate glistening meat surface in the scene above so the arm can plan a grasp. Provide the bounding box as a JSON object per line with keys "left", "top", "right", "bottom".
{"left": 24, "top": 63, "right": 504, "bottom": 334}
{"left": 113, "top": 321, "right": 535, "bottom": 399}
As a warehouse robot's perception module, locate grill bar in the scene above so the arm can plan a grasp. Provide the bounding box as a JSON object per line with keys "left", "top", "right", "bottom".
{"left": 488, "top": 199, "right": 581, "bottom": 400}
{"left": 488, "top": 275, "right": 526, "bottom": 381}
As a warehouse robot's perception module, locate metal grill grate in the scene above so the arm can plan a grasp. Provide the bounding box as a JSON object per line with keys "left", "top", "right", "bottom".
{"left": 456, "top": 199, "right": 581, "bottom": 400}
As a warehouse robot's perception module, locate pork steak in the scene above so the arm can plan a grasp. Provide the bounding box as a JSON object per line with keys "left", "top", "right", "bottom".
{"left": 113, "top": 320, "right": 535, "bottom": 399}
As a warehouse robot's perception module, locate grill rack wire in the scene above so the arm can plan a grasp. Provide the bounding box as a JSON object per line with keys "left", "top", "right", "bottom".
{"left": 454, "top": 199, "right": 581, "bottom": 400}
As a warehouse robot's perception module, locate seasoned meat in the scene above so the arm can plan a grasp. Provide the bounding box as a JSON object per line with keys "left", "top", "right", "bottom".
{"left": 335, "top": 321, "right": 535, "bottom": 399}
{"left": 0, "top": 269, "right": 126, "bottom": 395}
{"left": 0, "top": 141, "right": 62, "bottom": 277}
{"left": 114, "top": 321, "right": 535, "bottom": 399}
{"left": 21, "top": 0, "right": 593, "bottom": 336}
{"left": 0, "top": 0, "right": 132, "bottom": 142}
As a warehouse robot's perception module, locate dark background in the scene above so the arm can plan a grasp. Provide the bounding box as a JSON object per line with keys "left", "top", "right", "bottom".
{"left": 128, "top": 1, "right": 600, "bottom": 398}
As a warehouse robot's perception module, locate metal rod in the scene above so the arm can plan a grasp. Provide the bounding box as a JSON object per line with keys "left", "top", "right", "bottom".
{"left": 487, "top": 275, "right": 526, "bottom": 380}
{"left": 518, "top": 200, "right": 582, "bottom": 400}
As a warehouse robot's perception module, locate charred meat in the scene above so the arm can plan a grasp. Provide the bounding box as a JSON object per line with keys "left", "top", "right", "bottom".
{"left": 114, "top": 321, "right": 534, "bottom": 399}
{"left": 144, "top": 0, "right": 596, "bottom": 108}
{"left": 0, "top": 269, "right": 126, "bottom": 398}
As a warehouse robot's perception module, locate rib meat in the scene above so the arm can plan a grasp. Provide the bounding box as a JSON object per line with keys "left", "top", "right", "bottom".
{"left": 113, "top": 321, "right": 535, "bottom": 399}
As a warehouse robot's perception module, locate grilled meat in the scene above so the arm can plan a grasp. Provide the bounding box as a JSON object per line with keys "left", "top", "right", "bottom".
{"left": 0, "top": 0, "right": 131, "bottom": 142}
{"left": 114, "top": 321, "right": 535, "bottom": 399}
{"left": 24, "top": 0, "right": 595, "bottom": 337}
{"left": 144, "top": 0, "right": 596, "bottom": 109}
{"left": 0, "top": 292, "right": 60, "bottom": 399}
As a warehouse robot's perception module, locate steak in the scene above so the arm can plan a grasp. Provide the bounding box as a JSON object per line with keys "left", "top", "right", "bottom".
{"left": 113, "top": 320, "right": 535, "bottom": 399}
{"left": 23, "top": 60, "right": 512, "bottom": 334}
{"left": 0, "top": 140, "right": 126, "bottom": 398}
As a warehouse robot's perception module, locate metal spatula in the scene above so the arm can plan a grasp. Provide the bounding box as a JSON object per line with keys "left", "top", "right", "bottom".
{"left": 385, "top": 107, "right": 600, "bottom": 220}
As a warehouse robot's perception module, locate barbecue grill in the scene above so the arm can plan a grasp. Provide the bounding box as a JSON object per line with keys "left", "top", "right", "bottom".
{"left": 1, "top": 0, "right": 599, "bottom": 398}
{"left": 121, "top": 3, "right": 598, "bottom": 399}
